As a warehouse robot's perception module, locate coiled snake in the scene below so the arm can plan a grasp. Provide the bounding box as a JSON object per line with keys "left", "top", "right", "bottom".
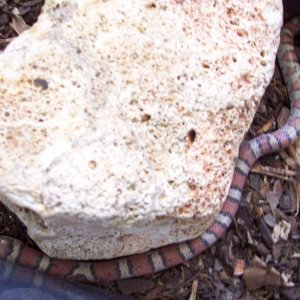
{"left": 0, "top": 17, "right": 299, "bottom": 284}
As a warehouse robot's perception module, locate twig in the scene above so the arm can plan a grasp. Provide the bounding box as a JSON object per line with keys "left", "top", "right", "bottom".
{"left": 251, "top": 163, "right": 296, "bottom": 182}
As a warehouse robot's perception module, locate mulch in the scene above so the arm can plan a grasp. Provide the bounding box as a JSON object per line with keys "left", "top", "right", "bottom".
{"left": 0, "top": 1, "right": 299, "bottom": 299}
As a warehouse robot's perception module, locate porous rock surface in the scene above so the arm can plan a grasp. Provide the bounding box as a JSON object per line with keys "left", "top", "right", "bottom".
{"left": 0, "top": 0, "right": 282, "bottom": 259}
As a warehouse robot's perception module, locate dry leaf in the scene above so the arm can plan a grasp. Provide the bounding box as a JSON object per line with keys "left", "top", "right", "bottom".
{"left": 259, "top": 177, "right": 270, "bottom": 199}
{"left": 263, "top": 213, "right": 276, "bottom": 227}
{"left": 214, "top": 258, "right": 224, "bottom": 272}
{"left": 243, "top": 264, "right": 267, "bottom": 289}
{"left": 267, "top": 180, "right": 283, "bottom": 214}
{"left": 243, "top": 256, "right": 281, "bottom": 290}
{"left": 264, "top": 267, "right": 282, "bottom": 286}
{"left": 256, "top": 242, "right": 270, "bottom": 256}
{"left": 257, "top": 218, "right": 274, "bottom": 249}
{"left": 277, "top": 106, "right": 290, "bottom": 128}
{"left": 272, "top": 243, "right": 283, "bottom": 261}
{"left": 11, "top": 7, "right": 30, "bottom": 35}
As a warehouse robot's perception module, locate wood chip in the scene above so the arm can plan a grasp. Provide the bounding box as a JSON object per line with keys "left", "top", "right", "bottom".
{"left": 292, "top": 181, "right": 300, "bottom": 215}
{"left": 263, "top": 213, "right": 276, "bottom": 227}
{"left": 257, "top": 217, "right": 274, "bottom": 249}
{"left": 272, "top": 220, "right": 291, "bottom": 243}
{"left": 117, "top": 278, "right": 155, "bottom": 296}
{"left": 188, "top": 280, "right": 198, "bottom": 300}
{"left": 234, "top": 259, "right": 245, "bottom": 276}
{"left": 256, "top": 118, "right": 276, "bottom": 135}
{"left": 291, "top": 253, "right": 300, "bottom": 259}
{"left": 11, "top": 7, "right": 30, "bottom": 35}
{"left": 267, "top": 180, "right": 283, "bottom": 213}
{"left": 272, "top": 243, "right": 283, "bottom": 261}
{"left": 281, "top": 272, "right": 294, "bottom": 287}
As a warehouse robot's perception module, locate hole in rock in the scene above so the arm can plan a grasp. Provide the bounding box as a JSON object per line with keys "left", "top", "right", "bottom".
{"left": 260, "top": 60, "right": 267, "bottom": 67}
{"left": 141, "top": 113, "right": 151, "bottom": 122}
{"left": 186, "top": 129, "right": 197, "bottom": 144}
{"left": 146, "top": 2, "right": 157, "bottom": 9}
{"left": 88, "top": 160, "right": 97, "bottom": 169}
{"left": 34, "top": 78, "right": 49, "bottom": 90}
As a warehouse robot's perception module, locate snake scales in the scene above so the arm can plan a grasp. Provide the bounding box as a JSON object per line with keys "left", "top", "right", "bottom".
{"left": 0, "top": 17, "right": 299, "bottom": 284}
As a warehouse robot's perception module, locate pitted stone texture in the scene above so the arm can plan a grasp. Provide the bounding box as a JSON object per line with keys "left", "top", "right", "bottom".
{"left": 0, "top": 0, "right": 282, "bottom": 259}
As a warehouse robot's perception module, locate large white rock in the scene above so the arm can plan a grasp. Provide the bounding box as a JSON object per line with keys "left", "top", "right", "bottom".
{"left": 0, "top": 0, "right": 282, "bottom": 259}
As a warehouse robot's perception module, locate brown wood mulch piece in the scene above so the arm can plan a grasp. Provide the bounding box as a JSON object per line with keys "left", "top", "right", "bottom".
{"left": 0, "top": 1, "right": 300, "bottom": 299}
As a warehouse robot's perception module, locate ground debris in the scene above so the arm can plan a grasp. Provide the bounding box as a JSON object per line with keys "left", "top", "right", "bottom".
{"left": 0, "top": 1, "right": 299, "bottom": 300}
{"left": 243, "top": 256, "right": 282, "bottom": 290}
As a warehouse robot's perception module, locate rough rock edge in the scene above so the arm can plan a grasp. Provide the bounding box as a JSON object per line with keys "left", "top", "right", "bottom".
{"left": 0, "top": 0, "right": 282, "bottom": 259}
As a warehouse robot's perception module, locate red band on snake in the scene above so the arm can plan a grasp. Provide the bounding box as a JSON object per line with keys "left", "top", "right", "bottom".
{"left": 0, "top": 17, "right": 300, "bottom": 283}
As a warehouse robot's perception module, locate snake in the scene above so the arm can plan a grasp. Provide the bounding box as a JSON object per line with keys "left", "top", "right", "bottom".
{"left": 0, "top": 17, "right": 299, "bottom": 284}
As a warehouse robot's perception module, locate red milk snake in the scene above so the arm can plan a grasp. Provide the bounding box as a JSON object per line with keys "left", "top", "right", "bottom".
{"left": 0, "top": 17, "right": 299, "bottom": 283}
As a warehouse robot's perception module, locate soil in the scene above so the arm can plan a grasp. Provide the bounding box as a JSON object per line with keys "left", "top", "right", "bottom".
{"left": 0, "top": 1, "right": 299, "bottom": 299}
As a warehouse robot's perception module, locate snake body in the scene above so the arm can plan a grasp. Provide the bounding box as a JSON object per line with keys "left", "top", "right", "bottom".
{"left": 0, "top": 17, "right": 300, "bottom": 284}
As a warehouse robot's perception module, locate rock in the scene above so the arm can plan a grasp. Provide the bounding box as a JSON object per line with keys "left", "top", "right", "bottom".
{"left": 0, "top": 0, "right": 282, "bottom": 260}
